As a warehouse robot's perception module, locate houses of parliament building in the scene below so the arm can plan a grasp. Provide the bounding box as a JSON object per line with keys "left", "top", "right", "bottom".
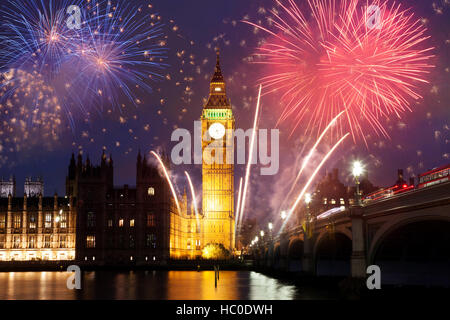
{"left": 0, "top": 177, "right": 76, "bottom": 262}
{"left": 0, "top": 52, "right": 236, "bottom": 264}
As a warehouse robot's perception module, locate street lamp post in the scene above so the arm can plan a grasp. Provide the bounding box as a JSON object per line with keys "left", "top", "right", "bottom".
{"left": 304, "top": 193, "right": 312, "bottom": 238}
{"left": 268, "top": 222, "right": 273, "bottom": 240}
{"left": 352, "top": 161, "right": 364, "bottom": 206}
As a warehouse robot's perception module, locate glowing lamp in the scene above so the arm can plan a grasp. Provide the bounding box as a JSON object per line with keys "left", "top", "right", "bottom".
{"left": 352, "top": 161, "right": 364, "bottom": 177}
{"left": 305, "top": 193, "right": 312, "bottom": 204}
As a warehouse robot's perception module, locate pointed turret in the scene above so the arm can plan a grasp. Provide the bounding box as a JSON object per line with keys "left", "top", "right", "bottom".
{"left": 101, "top": 150, "right": 107, "bottom": 167}
{"left": 137, "top": 149, "right": 142, "bottom": 165}
{"left": 205, "top": 49, "right": 231, "bottom": 109}
{"left": 211, "top": 49, "right": 224, "bottom": 83}
{"left": 137, "top": 149, "right": 143, "bottom": 178}
{"left": 86, "top": 155, "right": 91, "bottom": 168}
{"left": 68, "top": 153, "right": 76, "bottom": 179}
{"left": 77, "top": 152, "right": 83, "bottom": 172}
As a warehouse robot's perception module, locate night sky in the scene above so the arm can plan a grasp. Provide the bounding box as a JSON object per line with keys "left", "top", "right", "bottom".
{"left": 0, "top": 0, "right": 448, "bottom": 225}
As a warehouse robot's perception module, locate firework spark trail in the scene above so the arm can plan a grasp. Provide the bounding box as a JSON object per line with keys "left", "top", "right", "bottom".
{"left": 238, "top": 85, "right": 262, "bottom": 230}
{"left": 0, "top": 0, "right": 168, "bottom": 126}
{"left": 245, "top": 0, "right": 434, "bottom": 145}
{"left": 151, "top": 151, "right": 181, "bottom": 215}
{"left": 72, "top": 0, "right": 168, "bottom": 109}
{"left": 185, "top": 171, "right": 200, "bottom": 230}
{"left": 279, "top": 133, "right": 350, "bottom": 235}
{"left": 235, "top": 177, "right": 243, "bottom": 238}
{"left": 0, "top": 0, "right": 84, "bottom": 76}
{"left": 279, "top": 111, "right": 346, "bottom": 211}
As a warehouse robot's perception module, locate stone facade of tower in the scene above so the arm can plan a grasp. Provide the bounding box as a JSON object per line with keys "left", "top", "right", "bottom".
{"left": 24, "top": 177, "right": 44, "bottom": 197}
{"left": 0, "top": 177, "right": 16, "bottom": 198}
{"left": 201, "top": 51, "right": 235, "bottom": 252}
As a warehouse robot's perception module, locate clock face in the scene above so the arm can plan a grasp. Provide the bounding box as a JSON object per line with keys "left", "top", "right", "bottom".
{"left": 209, "top": 122, "right": 226, "bottom": 140}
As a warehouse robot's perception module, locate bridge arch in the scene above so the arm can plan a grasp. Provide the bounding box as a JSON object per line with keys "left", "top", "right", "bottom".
{"left": 287, "top": 238, "right": 304, "bottom": 272}
{"left": 368, "top": 213, "right": 450, "bottom": 263}
{"left": 263, "top": 248, "right": 269, "bottom": 267}
{"left": 273, "top": 244, "right": 281, "bottom": 269}
{"left": 314, "top": 231, "right": 352, "bottom": 277}
{"left": 369, "top": 214, "right": 450, "bottom": 286}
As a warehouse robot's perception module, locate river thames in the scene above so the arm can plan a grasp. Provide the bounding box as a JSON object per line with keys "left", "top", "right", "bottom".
{"left": 0, "top": 270, "right": 341, "bottom": 300}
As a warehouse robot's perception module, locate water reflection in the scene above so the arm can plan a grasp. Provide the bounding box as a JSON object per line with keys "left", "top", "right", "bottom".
{"left": 0, "top": 270, "right": 331, "bottom": 300}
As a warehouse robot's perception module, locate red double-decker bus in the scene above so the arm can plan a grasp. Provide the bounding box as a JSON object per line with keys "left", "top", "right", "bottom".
{"left": 363, "top": 183, "right": 414, "bottom": 203}
{"left": 418, "top": 164, "right": 450, "bottom": 189}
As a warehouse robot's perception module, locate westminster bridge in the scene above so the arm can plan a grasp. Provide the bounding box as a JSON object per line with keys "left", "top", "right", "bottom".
{"left": 252, "top": 181, "right": 450, "bottom": 286}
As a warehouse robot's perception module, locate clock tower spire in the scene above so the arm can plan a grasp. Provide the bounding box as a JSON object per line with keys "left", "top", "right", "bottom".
{"left": 205, "top": 49, "right": 231, "bottom": 109}
{"left": 201, "top": 49, "right": 235, "bottom": 252}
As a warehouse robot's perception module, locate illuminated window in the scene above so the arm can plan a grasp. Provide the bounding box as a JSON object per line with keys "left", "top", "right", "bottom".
{"left": 148, "top": 187, "right": 155, "bottom": 196}
{"left": 14, "top": 215, "right": 21, "bottom": 229}
{"left": 59, "top": 235, "right": 67, "bottom": 248}
{"left": 215, "top": 87, "right": 222, "bottom": 92}
{"left": 13, "top": 235, "right": 20, "bottom": 248}
{"left": 119, "top": 219, "right": 124, "bottom": 227}
{"left": 86, "top": 235, "right": 96, "bottom": 248}
{"left": 340, "top": 198, "right": 345, "bottom": 205}
{"left": 107, "top": 219, "right": 113, "bottom": 227}
{"left": 0, "top": 215, "right": 5, "bottom": 229}
{"left": 147, "top": 213, "right": 155, "bottom": 227}
{"left": 323, "top": 198, "right": 327, "bottom": 205}
{"left": 45, "top": 213, "right": 52, "bottom": 228}
{"left": 44, "top": 235, "right": 51, "bottom": 248}
{"left": 60, "top": 213, "right": 67, "bottom": 229}
{"left": 331, "top": 199, "right": 336, "bottom": 204}
{"left": 28, "top": 236, "right": 36, "bottom": 248}
{"left": 29, "top": 214, "right": 37, "bottom": 229}
{"left": 130, "top": 219, "right": 135, "bottom": 227}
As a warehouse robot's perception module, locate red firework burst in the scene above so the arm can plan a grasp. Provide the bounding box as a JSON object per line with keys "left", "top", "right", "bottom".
{"left": 246, "top": 0, "right": 435, "bottom": 145}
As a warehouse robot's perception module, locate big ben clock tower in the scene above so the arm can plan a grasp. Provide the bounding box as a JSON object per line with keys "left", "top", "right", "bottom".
{"left": 201, "top": 50, "right": 235, "bottom": 252}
